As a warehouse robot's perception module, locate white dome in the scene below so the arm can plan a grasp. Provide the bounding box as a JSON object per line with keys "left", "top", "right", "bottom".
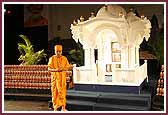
{"left": 96, "top": 5, "right": 126, "bottom": 18}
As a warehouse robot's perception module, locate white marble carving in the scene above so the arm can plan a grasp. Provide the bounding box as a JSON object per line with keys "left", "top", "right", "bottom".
{"left": 70, "top": 5, "right": 151, "bottom": 86}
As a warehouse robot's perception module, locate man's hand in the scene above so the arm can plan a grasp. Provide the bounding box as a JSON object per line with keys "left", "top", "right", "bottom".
{"left": 49, "top": 66, "right": 73, "bottom": 72}
{"left": 58, "top": 68, "right": 63, "bottom": 72}
{"left": 68, "top": 65, "right": 74, "bottom": 70}
{"left": 48, "top": 68, "right": 62, "bottom": 72}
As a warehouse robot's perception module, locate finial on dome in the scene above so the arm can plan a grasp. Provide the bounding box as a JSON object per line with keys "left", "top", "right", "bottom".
{"left": 140, "top": 14, "right": 145, "bottom": 19}
{"left": 104, "top": 4, "right": 108, "bottom": 11}
{"left": 89, "top": 12, "right": 95, "bottom": 19}
{"left": 77, "top": 19, "right": 80, "bottom": 23}
{"left": 119, "top": 12, "right": 123, "bottom": 17}
{"left": 73, "top": 20, "right": 77, "bottom": 26}
{"left": 91, "top": 12, "right": 95, "bottom": 16}
{"left": 129, "top": 7, "right": 134, "bottom": 12}
{"left": 80, "top": 16, "right": 84, "bottom": 22}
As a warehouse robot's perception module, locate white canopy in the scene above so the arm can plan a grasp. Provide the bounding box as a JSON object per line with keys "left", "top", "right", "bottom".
{"left": 71, "top": 4, "right": 151, "bottom": 49}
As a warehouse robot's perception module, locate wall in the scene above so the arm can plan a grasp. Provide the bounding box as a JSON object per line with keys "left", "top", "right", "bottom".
{"left": 4, "top": 4, "right": 24, "bottom": 65}
{"left": 24, "top": 4, "right": 164, "bottom": 41}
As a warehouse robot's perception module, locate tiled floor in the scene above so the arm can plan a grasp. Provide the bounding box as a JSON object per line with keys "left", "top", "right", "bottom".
{"left": 3, "top": 100, "right": 52, "bottom": 112}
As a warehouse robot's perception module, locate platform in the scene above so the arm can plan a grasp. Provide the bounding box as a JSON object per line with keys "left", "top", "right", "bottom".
{"left": 74, "top": 78, "right": 147, "bottom": 94}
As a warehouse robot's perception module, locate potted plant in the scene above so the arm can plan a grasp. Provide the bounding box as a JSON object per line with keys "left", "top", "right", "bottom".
{"left": 17, "top": 35, "right": 47, "bottom": 65}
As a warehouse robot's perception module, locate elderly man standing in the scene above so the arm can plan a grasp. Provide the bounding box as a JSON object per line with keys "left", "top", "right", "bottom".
{"left": 48, "top": 45, "right": 72, "bottom": 111}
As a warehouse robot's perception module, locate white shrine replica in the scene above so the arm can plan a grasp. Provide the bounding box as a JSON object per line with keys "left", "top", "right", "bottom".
{"left": 70, "top": 5, "right": 151, "bottom": 93}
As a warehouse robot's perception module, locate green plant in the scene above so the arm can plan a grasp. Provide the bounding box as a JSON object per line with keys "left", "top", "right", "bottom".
{"left": 147, "top": 31, "right": 164, "bottom": 65}
{"left": 18, "top": 35, "right": 47, "bottom": 65}
{"left": 68, "top": 42, "right": 84, "bottom": 67}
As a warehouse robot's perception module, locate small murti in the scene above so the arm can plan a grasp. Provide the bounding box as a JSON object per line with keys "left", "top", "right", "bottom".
{"left": 70, "top": 5, "right": 151, "bottom": 92}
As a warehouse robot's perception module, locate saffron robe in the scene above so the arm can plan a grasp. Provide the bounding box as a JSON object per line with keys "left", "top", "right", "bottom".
{"left": 48, "top": 55, "right": 70, "bottom": 110}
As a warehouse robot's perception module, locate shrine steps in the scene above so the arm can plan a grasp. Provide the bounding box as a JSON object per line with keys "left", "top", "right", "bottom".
{"left": 4, "top": 89, "right": 151, "bottom": 111}
{"left": 66, "top": 100, "right": 149, "bottom": 111}
{"left": 65, "top": 90, "right": 151, "bottom": 111}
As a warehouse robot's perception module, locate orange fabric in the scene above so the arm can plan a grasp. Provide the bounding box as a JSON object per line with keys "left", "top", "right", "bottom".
{"left": 55, "top": 45, "right": 62, "bottom": 51}
{"left": 48, "top": 55, "right": 70, "bottom": 110}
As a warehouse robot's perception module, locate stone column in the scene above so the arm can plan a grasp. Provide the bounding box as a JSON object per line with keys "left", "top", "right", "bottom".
{"left": 136, "top": 46, "right": 140, "bottom": 66}
{"left": 122, "top": 46, "right": 129, "bottom": 68}
{"left": 84, "top": 48, "right": 90, "bottom": 67}
{"left": 90, "top": 48, "right": 97, "bottom": 83}
{"left": 98, "top": 46, "right": 104, "bottom": 83}
{"left": 129, "top": 46, "right": 135, "bottom": 68}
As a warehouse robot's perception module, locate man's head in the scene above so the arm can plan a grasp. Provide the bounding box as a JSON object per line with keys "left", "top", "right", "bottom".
{"left": 55, "top": 45, "right": 62, "bottom": 57}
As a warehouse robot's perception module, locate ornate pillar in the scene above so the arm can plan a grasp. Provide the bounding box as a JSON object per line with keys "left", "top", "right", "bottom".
{"left": 136, "top": 46, "right": 140, "bottom": 66}
{"left": 84, "top": 48, "right": 91, "bottom": 67}
{"left": 122, "top": 46, "right": 129, "bottom": 68}
{"left": 129, "top": 46, "right": 136, "bottom": 68}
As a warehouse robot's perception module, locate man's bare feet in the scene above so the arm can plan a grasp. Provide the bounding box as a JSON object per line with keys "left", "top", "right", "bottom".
{"left": 54, "top": 107, "right": 58, "bottom": 111}
{"left": 61, "top": 107, "right": 68, "bottom": 111}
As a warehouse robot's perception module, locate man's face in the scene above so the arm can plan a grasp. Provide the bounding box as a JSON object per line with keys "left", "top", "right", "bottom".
{"left": 55, "top": 48, "right": 62, "bottom": 57}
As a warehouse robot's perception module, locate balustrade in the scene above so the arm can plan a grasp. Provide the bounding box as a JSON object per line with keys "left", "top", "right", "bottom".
{"left": 4, "top": 65, "right": 73, "bottom": 90}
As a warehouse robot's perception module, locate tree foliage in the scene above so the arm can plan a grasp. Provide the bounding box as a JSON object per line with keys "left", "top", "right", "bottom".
{"left": 147, "top": 31, "right": 164, "bottom": 65}
{"left": 140, "top": 14, "right": 164, "bottom": 66}
{"left": 148, "top": 14, "right": 164, "bottom": 65}
{"left": 18, "top": 35, "right": 47, "bottom": 65}
{"left": 68, "top": 41, "right": 84, "bottom": 67}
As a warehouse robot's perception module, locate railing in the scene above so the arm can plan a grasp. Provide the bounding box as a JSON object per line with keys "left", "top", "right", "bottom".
{"left": 4, "top": 65, "right": 73, "bottom": 89}
{"left": 73, "top": 66, "right": 96, "bottom": 83}
{"left": 115, "top": 60, "right": 147, "bottom": 85}
{"left": 73, "top": 60, "right": 147, "bottom": 86}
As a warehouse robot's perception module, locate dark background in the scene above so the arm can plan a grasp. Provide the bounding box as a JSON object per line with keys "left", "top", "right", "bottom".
{"left": 4, "top": 4, "right": 48, "bottom": 65}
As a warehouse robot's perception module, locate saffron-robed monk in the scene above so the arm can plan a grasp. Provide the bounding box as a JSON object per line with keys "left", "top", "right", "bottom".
{"left": 48, "top": 45, "right": 72, "bottom": 111}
